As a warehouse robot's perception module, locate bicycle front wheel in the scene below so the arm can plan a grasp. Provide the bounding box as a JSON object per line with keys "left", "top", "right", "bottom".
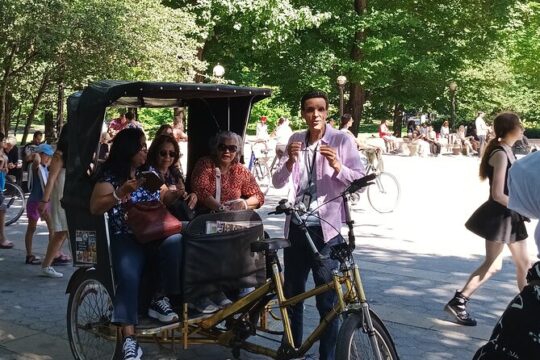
{"left": 252, "top": 161, "right": 271, "bottom": 195}
{"left": 367, "top": 172, "right": 400, "bottom": 213}
{"left": 4, "top": 182, "right": 25, "bottom": 226}
{"left": 336, "top": 311, "right": 398, "bottom": 360}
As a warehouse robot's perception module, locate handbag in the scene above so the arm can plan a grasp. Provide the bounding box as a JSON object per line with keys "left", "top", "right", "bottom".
{"left": 167, "top": 197, "right": 197, "bottom": 221}
{"left": 125, "top": 201, "right": 182, "bottom": 244}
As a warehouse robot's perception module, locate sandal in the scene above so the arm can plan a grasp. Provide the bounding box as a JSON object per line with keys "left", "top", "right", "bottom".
{"left": 25, "top": 255, "right": 42, "bottom": 265}
{"left": 0, "top": 241, "right": 14, "bottom": 249}
{"left": 52, "top": 254, "right": 71, "bottom": 266}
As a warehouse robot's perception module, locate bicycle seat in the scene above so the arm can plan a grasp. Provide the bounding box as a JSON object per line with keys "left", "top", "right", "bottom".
{"left": 250, "top": 238, "right": 290, "bottom": 252}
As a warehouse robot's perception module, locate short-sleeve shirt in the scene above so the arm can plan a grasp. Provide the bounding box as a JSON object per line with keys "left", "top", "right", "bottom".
{"left": 191, "top": 157, "right": 264, "bottom": 207}
{"left": 100, "top": 170, "right": 160, "bottom": 235}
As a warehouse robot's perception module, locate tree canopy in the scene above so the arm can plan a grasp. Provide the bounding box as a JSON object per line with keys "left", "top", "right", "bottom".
{"left": 1, "top": 0, "right": 539, "bottom": 139}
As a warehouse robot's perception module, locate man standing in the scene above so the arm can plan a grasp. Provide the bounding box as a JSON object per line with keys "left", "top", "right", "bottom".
{"left": 475, "top": 111, "right": 489, "bottom": 157}
{"left": 272, "top": 91, "right": 364, "bottom": 360}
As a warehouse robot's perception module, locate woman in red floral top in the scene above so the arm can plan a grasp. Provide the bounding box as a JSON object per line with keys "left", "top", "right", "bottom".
{"left": 192, "top": 131, "right": 264, "bottom": 212}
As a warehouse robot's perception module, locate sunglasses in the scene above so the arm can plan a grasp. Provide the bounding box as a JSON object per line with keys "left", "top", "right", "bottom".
{"left": 159, "top": 150, "right": 177, "bottom": 158}
{"left": 218, "top": 144, "right": 238, "bottom": 153}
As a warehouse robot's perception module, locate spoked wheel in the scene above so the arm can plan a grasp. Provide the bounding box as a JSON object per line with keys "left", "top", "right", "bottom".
{"left": 367, "top": 172, "right": 400, "bottom": 213}
{"left": 4, "top": 182, "right": 25, "bottom": 226}
{"left": 67, "top": 275, "right": 120, "bottom": 360}
{"left": 252, "top": 160, "right": 271, "bottom": 195}
{"left": 336, "top": 311, "right": 398, "bottom": 360}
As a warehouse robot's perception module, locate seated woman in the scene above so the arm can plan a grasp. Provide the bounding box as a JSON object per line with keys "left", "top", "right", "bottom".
{"left": 457, "top": 125, "right": 477, "bottom": 155}
{"left": 190, "top": 131, "right": 265, "bottom": 313}
{"left": 411, "top": 127, "right": 431, "bottom": 157}
{"left": 378, "top": 119, "right": 398, "bottom": 152}
{"left": 90, "top": 128, "right": 182, "bottom": 360}
{"left": 155, "top": 124, "right": 174, "bottom": 138}
{"left": 147, "top": 134, "right": 197, "bottom": 214}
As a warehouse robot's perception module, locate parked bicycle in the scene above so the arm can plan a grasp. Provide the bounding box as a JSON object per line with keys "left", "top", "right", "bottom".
{"left": 359, "top": 149, "right": 400, "bottom": 213}
{"left": 4, "top": 176, "right": 25, "bottom": 226}
{"left": 247, "top": 139, "right": 273, "bottom": 194}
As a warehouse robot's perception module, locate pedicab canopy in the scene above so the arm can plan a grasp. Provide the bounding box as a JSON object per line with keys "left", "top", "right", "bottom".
{"left": 62, "top": 81, "right": 270, "bottom": 285}
{"left": 64, "top": 80, "right": 271, "bottom": 210}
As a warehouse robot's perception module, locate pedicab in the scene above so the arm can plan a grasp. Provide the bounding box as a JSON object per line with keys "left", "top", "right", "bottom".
{"left": 63, "top": 80, "right": 398, "bottom": 360}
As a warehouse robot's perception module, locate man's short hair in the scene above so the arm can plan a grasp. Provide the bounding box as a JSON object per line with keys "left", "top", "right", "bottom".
{"left": 33, "top": 131, "right": 43, "bottom": 139}
{"left": 301, "top": 91, "right": 329, "bottom": 111}
{"left": 125, "top": 112, "right": 135, "bottom": 121}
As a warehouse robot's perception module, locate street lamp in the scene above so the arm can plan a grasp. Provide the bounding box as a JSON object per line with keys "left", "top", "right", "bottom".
{"left": 337, "top": 75, "right": 347, "bottom": 117}
{"left": 449, "top": 81, "right": 458, "bottom": 129}
{"left": 212, "top": 64, "right": 225, "bottom": 81}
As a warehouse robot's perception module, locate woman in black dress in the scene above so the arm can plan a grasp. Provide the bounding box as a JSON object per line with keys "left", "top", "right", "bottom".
{"left": 445, "top": 112, "right": 531, "bottom": 326}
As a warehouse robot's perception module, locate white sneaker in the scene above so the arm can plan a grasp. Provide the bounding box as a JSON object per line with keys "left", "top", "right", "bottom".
{"left": 41, "top": 266, "right": 63, "bottom": 278}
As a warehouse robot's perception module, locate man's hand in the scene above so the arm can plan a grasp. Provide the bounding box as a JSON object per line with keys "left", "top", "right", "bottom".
{"left": 38, "top": 201, "right": 48, "bottom": 216}
{"left": 286, "top": 141, "right": 302, "bottom": 172}
{"left": 319, "top": 145, "right": 341, "bottom": 173}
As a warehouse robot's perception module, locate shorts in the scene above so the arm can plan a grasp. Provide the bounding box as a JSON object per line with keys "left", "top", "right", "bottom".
{"left": 50, "top": 169, "right": 68, "bottom": 232}
{"left": 0, "top": 192, "right": 5, "bottom": 211}
{"left": 27, "top": 200, "right": 49, "bottom": 222}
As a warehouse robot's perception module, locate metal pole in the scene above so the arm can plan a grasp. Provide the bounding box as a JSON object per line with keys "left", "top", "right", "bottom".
{"left": 339, "top": 85, "right": 344, "bottom": 117}
{"left": 450, "top": 91, "right": 456, "bottom": 129}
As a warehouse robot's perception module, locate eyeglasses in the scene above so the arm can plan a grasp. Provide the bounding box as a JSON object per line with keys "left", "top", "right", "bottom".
{"left": 159, "top": 150, "right": 177, "bottom": 158}
{"left": 218, "top": 144, "right": 238, "bottom": 153}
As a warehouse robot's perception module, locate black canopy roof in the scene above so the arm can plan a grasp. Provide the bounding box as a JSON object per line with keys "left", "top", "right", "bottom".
{"left": 64, "top": 80, "right": 271, "bottom": 209}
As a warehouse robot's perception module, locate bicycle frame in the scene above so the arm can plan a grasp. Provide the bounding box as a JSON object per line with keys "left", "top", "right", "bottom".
{"left": 175, "top": 237, "right": 377, "bottom": 359}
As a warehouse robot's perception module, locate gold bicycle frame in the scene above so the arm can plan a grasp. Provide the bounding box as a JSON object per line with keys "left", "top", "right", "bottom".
{"left": 98, "top": 251, "right": 373, "bottom": 359}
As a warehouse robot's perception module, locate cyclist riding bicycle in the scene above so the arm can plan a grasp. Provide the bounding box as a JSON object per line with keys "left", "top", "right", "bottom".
{"left": 272, "top": 90, "right": 364, "bottom": 360}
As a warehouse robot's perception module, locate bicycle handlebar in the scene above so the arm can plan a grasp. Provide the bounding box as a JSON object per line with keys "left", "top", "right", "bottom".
{"left": 269, "top": 174, "right": 377, "bottom": 258}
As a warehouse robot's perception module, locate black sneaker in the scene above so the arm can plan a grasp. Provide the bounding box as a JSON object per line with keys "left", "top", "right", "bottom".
{"left": 122, "top": 336, "right": 142, "bottom": 360}
{"left": 444, "top": 291, "right": 477, "bottom": 326}
{"left": 148, "top": 296, "right": 179, "bottom": 323}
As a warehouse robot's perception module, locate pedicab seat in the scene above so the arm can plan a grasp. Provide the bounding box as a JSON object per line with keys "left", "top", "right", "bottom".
{"left": 250, "top": 238, "right": 290, "bottom": 253}
{"left": 182, "top": 209, "right": 267, "bottom": 302}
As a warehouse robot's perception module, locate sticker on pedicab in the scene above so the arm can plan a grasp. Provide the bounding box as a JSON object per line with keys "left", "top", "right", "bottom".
{"left": 75, "top": 230, "right": 97, "bottom": 264}
{"left": 205, "top": 220, "right": 262, "bottom": 234}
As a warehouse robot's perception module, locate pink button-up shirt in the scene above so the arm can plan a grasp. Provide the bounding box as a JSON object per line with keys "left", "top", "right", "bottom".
{"left": 272, "top": 124, "right": 365, "bottom": 242}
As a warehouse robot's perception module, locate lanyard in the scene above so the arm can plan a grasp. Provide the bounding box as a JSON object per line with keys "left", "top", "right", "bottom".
{"left": 304, "top": 133, "right": 319, "bottom": 186}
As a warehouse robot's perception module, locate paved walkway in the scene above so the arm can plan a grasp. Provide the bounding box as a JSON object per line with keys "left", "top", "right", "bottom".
{"left": 0, "top": 154, "right": 537, "bottom": 359}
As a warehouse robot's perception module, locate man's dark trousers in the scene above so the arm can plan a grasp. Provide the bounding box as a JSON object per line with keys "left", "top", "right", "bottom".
{"left": 284, "top": 223, "right": 342, "bottom": 360}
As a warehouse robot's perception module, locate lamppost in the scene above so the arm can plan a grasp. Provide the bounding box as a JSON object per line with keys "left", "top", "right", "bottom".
{"left": 337, "top": 75, "right": 347, "bottom": 117}
{"left": 212, "top": 64, "right": 225, "bottom": 83}
{"left": 449, "top": 81, "right": 458, "bottom": 129}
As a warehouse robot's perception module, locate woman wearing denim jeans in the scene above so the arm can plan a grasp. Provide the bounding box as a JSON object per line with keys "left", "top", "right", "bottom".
{"left": 90, "top": 128, "right": 182, "bottom": 360}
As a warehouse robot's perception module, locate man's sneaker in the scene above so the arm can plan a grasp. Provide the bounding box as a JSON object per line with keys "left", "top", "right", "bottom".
{"left": 238, "top": 287, "right": 255, "bottom": 297}
{"left": 444, "top": 291, "right": 477, "bottom": 326}
{"left": 148, "top": 296, "right": 179, "bottom": 323}
{"left": 122, "top": 336, "right": 142, "bottom": 360}
{"left": 41, "top": 266, "right": 63, "bottom": 278}
{"left": 188, "top": 297, "right": 219, "bottom": 314}
{"left": 209, "top": 292, "right": 233, "bottom": 309}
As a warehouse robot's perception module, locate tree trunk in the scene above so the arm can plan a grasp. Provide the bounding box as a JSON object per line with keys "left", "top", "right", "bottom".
{"left": 392, "top": 103, "right": 404, "bottom": 137}
{"left": 349, "top": 84, "right": 366, "bottom": 136}
{"left": 44, "top": 110, "right": 55, "bottom": 143}
{"left": 21, "top": 73, "right": 50, "bottom": 145}
{"left": 0, "top": 44, "right": 16, "bottom": 135}
{"left": 56, "top": 81, "right": 64, "bottom": 134}
{"left": 349, "top": 0, "right": 368, "bottom": 136}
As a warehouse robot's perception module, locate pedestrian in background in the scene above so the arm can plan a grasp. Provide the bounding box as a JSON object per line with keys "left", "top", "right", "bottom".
{"left": 445, "top": 112, "right": 531, "bottom": 326}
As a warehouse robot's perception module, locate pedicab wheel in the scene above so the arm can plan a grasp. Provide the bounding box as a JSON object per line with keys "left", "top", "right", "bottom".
{"left": 4, "top": 182, "right": 25, "bottom": 226}
{"left": 67, "top": 275, "right": 121, "bottom": 360}
{"left": 335, "top": 311, "right": 398, "bottom": 360}
{"left": 367, "top": 172, "right": 400, "bottom": 214}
